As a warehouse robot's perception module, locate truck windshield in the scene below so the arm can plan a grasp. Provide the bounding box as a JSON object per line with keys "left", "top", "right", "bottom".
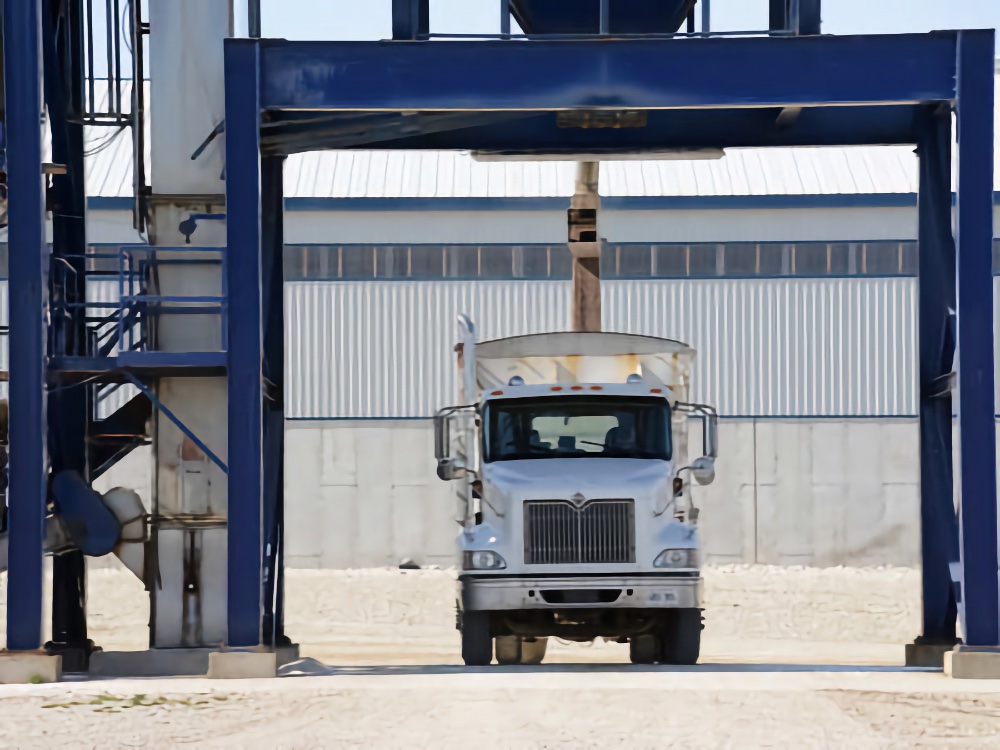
{"left": 484, "top": 396, "right": 671, "bottom": 462}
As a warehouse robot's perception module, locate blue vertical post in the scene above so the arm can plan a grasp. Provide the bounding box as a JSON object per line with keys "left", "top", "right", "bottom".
{"left": 3, "top": 0, "right": 49, "bottom": 651}
{"left": 260, "top": 155, "right": 286, "bottom": 648}
{"left": 915, "top": 105, "right": 960, "bottom": 647}
{"left": 224, "top": 38, "right": 264, "bottom": 648}
{"left": 391, "top": 0, "right": 429, "bottom": 40}
{"left": 768, "top": 0, "right": 787, "bottom": 31}
{"left": 43, "top": 0, "right": 93, "bottom": 670}
{"left": 954, "top": 29, "right": 998, "bottom": 648}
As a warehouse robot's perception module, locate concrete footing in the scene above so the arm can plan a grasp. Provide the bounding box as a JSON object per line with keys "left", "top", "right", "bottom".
{"left": 944, "top": 646, "right": 1000, "bottom": 679}
{"left": 905, "top": 641, "right": 957, "bottom": 668}
{"left": 208, "top": 651, "right": 278, "bottom": 679}
{"left": 0, "top": 653, "right": 62, "bottom": 684}
{"left": 90, "top": 644, "right": 299, "bottom": 678}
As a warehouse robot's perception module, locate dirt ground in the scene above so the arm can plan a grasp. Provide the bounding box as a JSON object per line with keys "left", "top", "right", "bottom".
{"left": 2, "top": 564, "right": 1000, "bottom": 749}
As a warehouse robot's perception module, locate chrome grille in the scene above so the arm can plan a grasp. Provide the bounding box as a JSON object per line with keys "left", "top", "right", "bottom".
{"left": 524, "top": 499, "right": 635, "bottom": 565}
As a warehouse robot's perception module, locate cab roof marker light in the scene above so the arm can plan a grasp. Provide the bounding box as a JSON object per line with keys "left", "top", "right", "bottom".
{"left": 491, "top": 390, "right": 504, "bottom": 396}
{"left": 508, "top": 376, "right": 525, "bottom": 386}
{"left": 626, "top": 374, "right": 643, "bottom": 384}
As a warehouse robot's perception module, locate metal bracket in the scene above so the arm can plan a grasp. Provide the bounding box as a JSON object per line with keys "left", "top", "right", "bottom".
{"left": 122, "top": 372, "right": 228, "bottom": 474}
{"left": 178, "top": 212, "right": 227, "bottom": 244}
{"left": 191, "top": 121, "right": 225, "bottom": 162}
{"left": 931, "top": 371, "right": 956, "bottom": 398}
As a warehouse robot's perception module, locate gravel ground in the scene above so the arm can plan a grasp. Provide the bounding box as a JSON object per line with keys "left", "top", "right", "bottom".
{"left": 2, "top": 564, "right": 999, "bottom": 749}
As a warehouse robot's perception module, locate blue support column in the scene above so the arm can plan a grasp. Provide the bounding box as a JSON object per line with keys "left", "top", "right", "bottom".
{"left": 260, "top": 155, "right": 287, "bottom": 648}
{"left": 915, "top": 105, "right": 960, "bottom": 648}
{"left": 224, "top": 39, "right": 264, "bottom": 648}
{"left": 391, "top": 0, "right": 429, "bottom": 40}
{"left": 954, "top": 30, "right": 998, "bottom": 648}
{"left": 43, "top": 0, "right": 93, "bottom": 671}
{"left": 2, "top": 0, "right": 49, "bottom": 651}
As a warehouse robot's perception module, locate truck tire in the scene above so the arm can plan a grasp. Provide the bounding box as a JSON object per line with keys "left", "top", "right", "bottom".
{"left": 629, "top": 633, "right": 660, "bottom": 664}
{"left": 660, "top": 608, "right": 702, "bottom": 666}
{"left": 495, "top": 636, "right": 548, "bottom": 665}
{"left": 461, "top": 611, "right": 493, "bottom": 666}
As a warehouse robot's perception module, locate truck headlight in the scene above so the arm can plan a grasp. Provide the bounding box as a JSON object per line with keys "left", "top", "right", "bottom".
{"left": 653, "top": 548, "right": 698, "bottom": 568}
{"left": 463, "top": 550, "right": 507, "bottom": 570}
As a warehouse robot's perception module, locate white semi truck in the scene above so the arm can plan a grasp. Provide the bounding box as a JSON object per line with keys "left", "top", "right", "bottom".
{"left": 435, "top": 315, "right": 719, "bottom": 666}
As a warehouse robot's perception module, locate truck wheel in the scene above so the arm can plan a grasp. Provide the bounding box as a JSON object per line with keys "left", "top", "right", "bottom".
{"left": 461, "top": 611, "right": 493, "bottom": 666}
{"left": 496, "top": 636, "right": 548, "bottom": 665}
{"left": 660, "top": 608, "right": 702, "bottom": 666}
{"left": 629, "top": 633, "right": 660, "bottom": 664}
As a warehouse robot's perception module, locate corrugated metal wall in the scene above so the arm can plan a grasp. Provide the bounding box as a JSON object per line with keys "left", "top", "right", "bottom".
{"left": 285, "top": 281, "right": 571, "bottom": 418}
{"left": 604, "top": 278, "right": 918, "bottom": 416}
{"left": 286, "top": 278, "right": 924, "bottom": 418}
{"left": 4, "top": 278, "right": 998, "bottom": 419}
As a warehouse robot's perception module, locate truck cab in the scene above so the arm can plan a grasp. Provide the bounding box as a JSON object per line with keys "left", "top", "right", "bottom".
{"left": 435, "top": 318, "right": 718, "bottom": 666}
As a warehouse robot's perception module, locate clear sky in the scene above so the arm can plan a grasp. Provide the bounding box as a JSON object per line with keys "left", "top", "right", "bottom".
{"left": 87, "top": 1, "right": 1000, "bottom": 78}
{"left": 255, "top": 0, "right": 1000, "bottom": 53}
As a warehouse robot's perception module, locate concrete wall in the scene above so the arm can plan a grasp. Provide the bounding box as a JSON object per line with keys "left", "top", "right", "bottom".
{"left": 97, "top": 418, "right": 933, "bottom": 570}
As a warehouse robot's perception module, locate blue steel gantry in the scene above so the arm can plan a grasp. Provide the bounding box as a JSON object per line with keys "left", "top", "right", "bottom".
{"left": 1, "top": 0, "right": 998, "bottom": 671}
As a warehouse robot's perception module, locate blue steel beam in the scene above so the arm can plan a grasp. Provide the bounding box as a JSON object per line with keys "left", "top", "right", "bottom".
{"left": 3, "top": 0, "right": 49, "bottom": 651}
{"left": 224, "top": 38, "right": 265, "bottom": 648}
{"left": 263, "top": 105, "right": 927, "bottom": 154}
{"left": 954, "top": 29, "right": 998, "bottom": 647}
{"left": 915, "top": 104, "right": 960, "bottom": 646}
{"left": 258, "top": 33, "right": 958, "bottom": 112}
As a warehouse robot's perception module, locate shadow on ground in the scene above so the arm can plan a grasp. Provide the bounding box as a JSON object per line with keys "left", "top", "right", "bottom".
{"left": 278, "top": 657, "right": 939, "bottom": 678}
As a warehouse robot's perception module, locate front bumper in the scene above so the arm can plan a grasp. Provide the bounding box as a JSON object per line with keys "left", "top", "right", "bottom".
{"left": 459, "top": 574, "right": 702, "bottom": 611}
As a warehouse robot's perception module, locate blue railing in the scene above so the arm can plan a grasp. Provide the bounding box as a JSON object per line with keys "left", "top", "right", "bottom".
{"left": 46, "top": 244, "right": 227, "bottom": 362}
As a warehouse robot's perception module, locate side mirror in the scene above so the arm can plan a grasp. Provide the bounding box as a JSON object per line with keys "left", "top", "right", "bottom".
{"left": 675, "top": 401, "right": 719, "bottom": 460}
{"left": 437, "top": 458, "right": 467, "bottom": 481}
{"left": 433, "top": 411, "right": 450, "bottom": 461}
{"left": 434, "top": 405, "right": 477, "bottom": 482}
{"left": 702, "top": 411, "right": 718, "bottom": 460}
{"left": 689, "top": 456, "right": 716, "bottom": 486}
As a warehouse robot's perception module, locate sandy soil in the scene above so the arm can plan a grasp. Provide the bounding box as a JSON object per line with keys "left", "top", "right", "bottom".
{"left": 2, "top": 565, "right": 999, "bottom": 748}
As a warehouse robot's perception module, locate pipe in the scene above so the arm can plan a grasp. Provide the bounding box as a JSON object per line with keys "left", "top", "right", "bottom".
{"left": 701, "top": 0, "right": 711, "bottom": 34}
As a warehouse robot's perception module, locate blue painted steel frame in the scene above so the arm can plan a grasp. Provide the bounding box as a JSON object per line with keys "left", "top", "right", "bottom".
{"left": 916, "top": 105, "right": 960, "bottom": 645}
{"left": 43, "top": 0, "right": 93, "bottom": 666}
{"left": 260, "top": 156, "right": 286, "bottom": 648}
{"left": 3, "top": 0, "right": 49, "bottom": 651}
{"left": 225, "top": 27, "right": 999, "bottom": 648}
{"left": 954, "top": 31, "right": 998, "bottom": 647}
{"left": 259, "top": 34, "right": 958, "bottom": 111}
{"left": 224, "top": 39, "right": 265, "bottom": 648}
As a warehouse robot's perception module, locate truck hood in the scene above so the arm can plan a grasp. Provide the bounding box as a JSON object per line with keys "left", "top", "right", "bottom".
{"left": 482, "top": 457, "right": 673, "bottom": 501}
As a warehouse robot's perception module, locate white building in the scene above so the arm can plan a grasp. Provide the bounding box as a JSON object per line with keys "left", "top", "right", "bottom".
{"left": 3, "top": 76, "right": 1000, "bottom": 569}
